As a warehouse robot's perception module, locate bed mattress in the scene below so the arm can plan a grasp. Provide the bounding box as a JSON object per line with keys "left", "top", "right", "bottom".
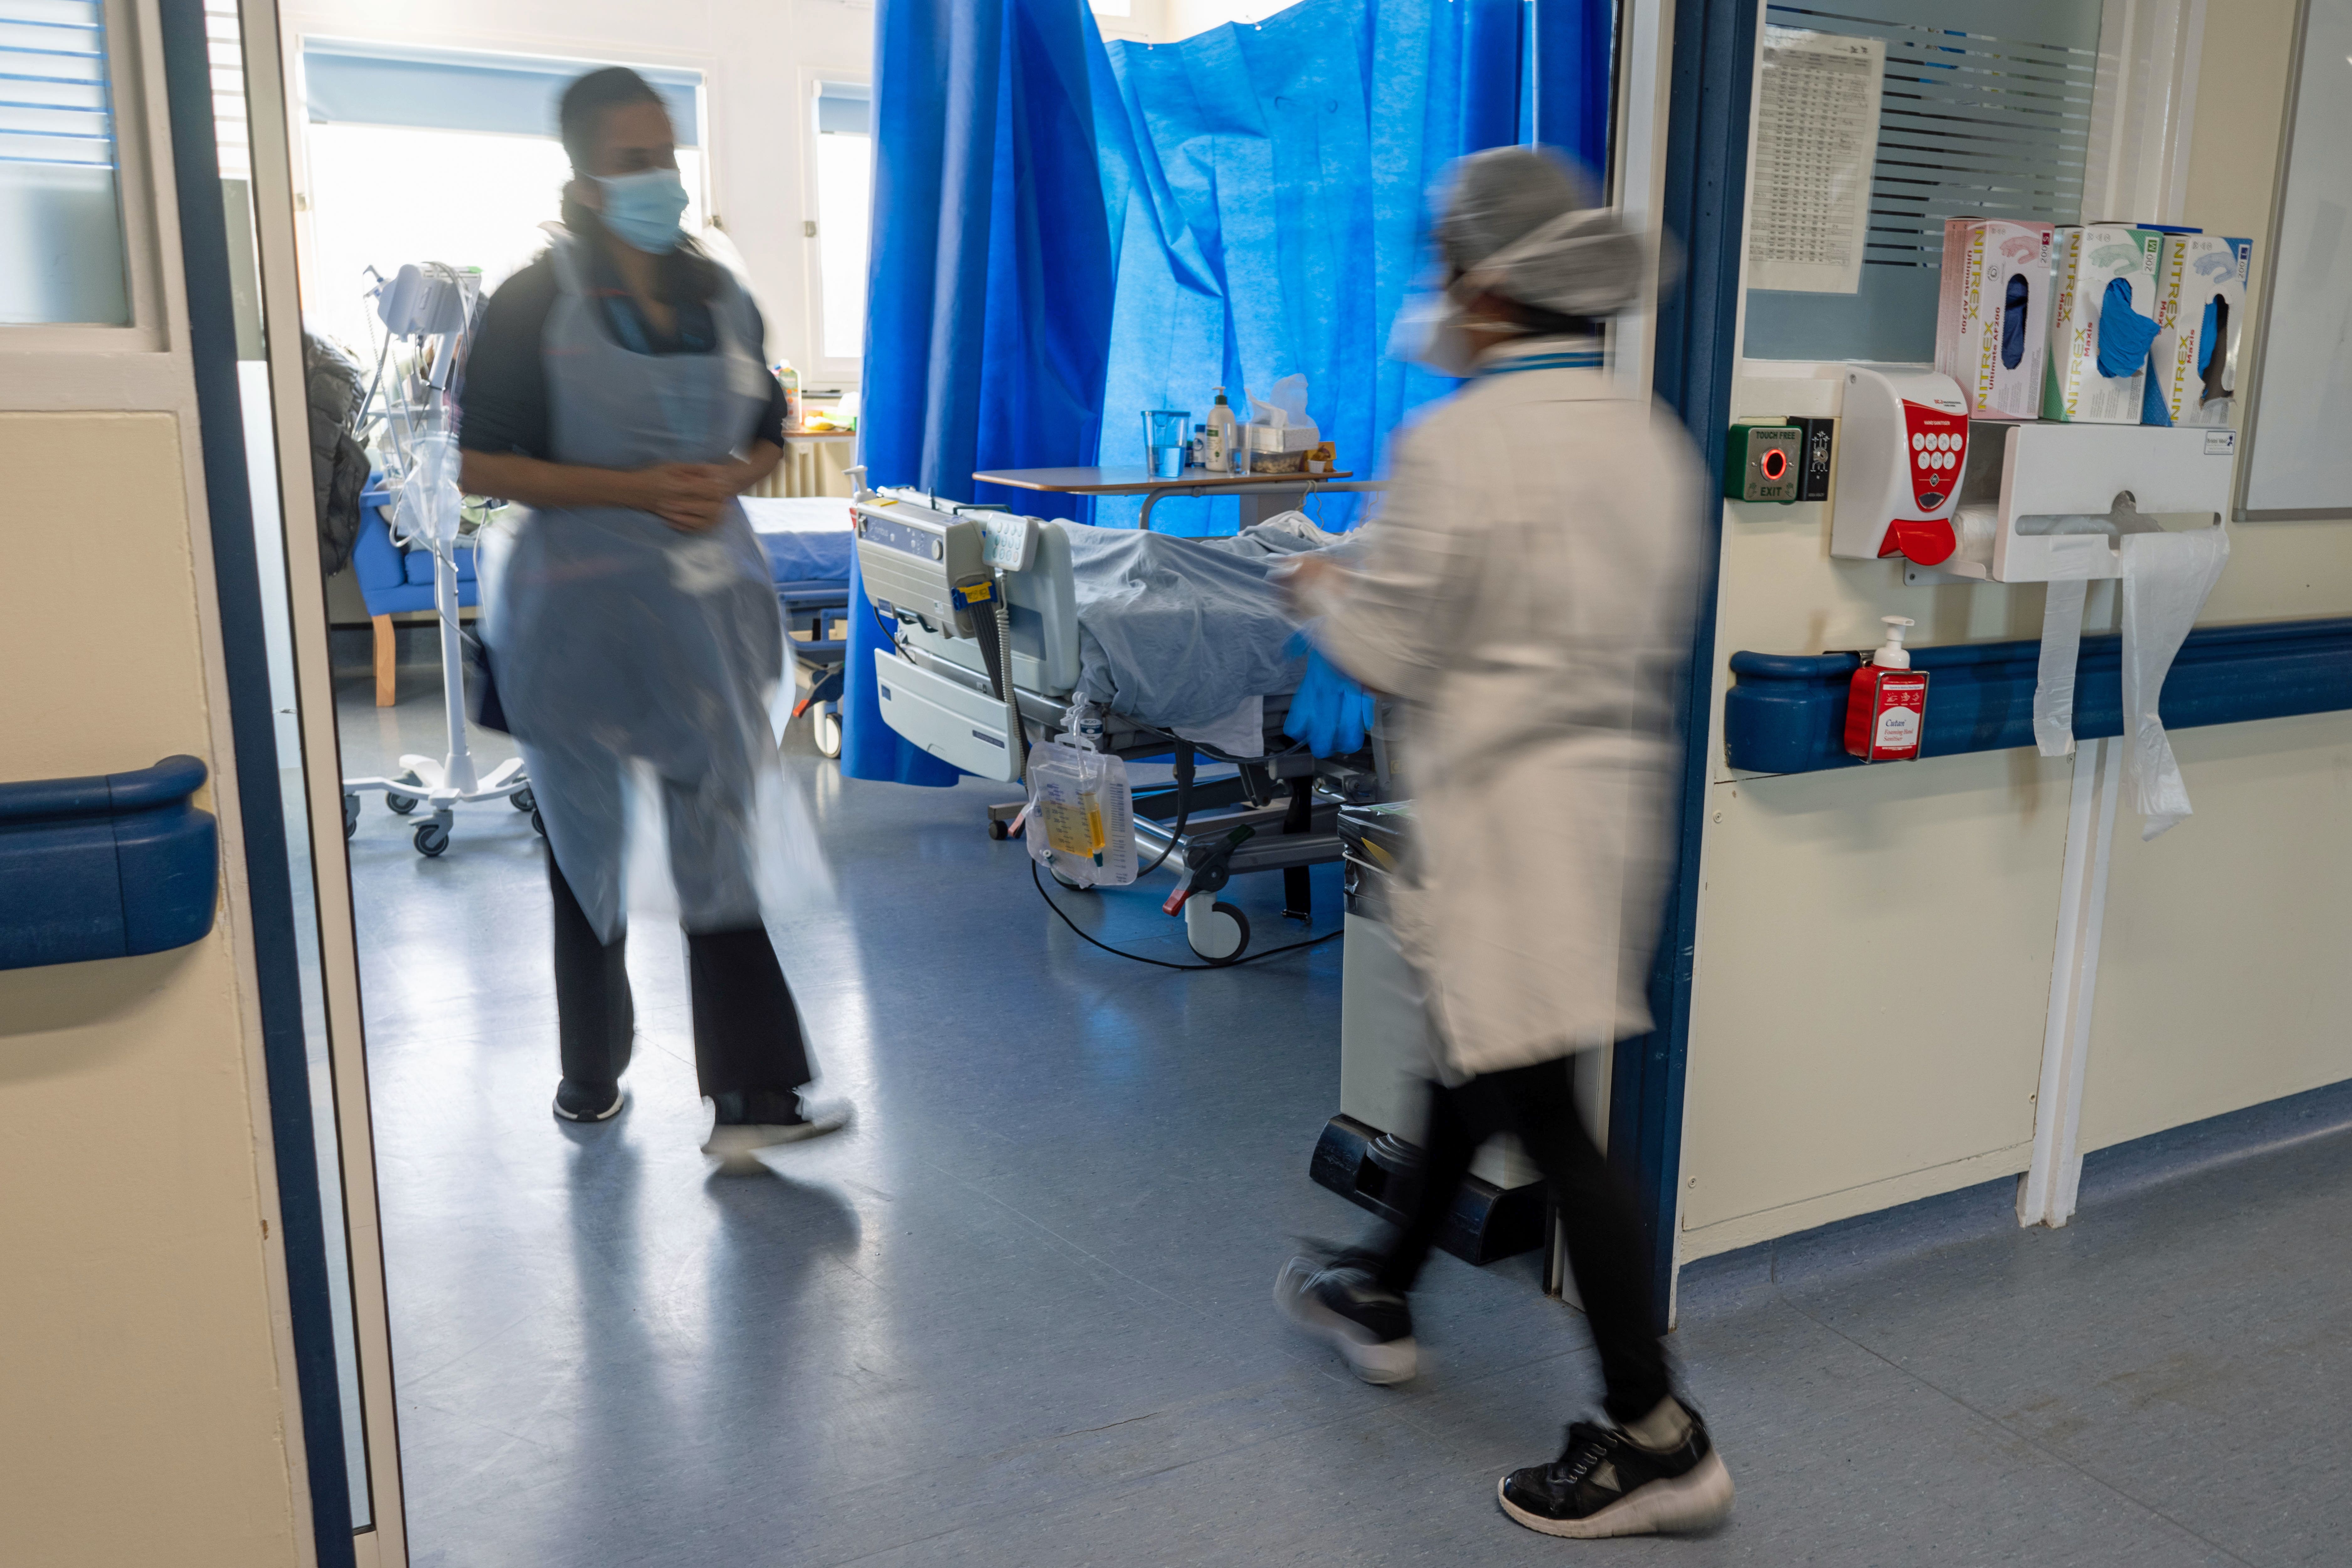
{"left": 743, "top": 496, "right": 857, "bottom": 583}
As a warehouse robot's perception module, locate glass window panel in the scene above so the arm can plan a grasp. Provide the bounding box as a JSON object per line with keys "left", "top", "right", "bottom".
{"left": 0, "top": 0, "right": 130, "bottom": 325}
{"left": 816, "top": 129, "right": 870, "bottom": 360}
{"left": 1743, "top": 0, "right": 2102, "bottom": 363}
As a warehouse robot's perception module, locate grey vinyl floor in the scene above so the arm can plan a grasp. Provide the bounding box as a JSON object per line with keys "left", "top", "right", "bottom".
{"left": 337, "top": 676, "right": 2351, "bottom": 1567}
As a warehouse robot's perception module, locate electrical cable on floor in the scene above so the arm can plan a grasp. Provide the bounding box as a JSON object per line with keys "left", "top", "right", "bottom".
{"left": 1138, "top": 791, "right": 1189, "bottom": 877}
{"left": 1031, "top": 860, "right": 1342, "bottom": 971}
{"left": 1137, "top": 740, "right": 1195, "bottom": 877}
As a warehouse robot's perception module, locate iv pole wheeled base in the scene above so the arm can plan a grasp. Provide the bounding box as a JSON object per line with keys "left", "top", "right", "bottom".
{"left": 341, "top": 547, "right": 533, "bottom": 856}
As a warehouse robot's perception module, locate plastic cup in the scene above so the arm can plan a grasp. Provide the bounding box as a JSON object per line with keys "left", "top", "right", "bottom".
{"left": 1144, "top": 410, "right": 1192, "bottom": 479}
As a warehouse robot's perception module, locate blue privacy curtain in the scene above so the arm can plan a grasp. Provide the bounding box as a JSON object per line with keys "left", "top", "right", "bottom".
{"left": 846, "top": 0, "right": 1116, "bottom": 784}
{"left": 1090, "top": 0, "right": 1613, "bottom": 533}
{"left": 847, "top": 0, "right": 1613, "bottom": 778}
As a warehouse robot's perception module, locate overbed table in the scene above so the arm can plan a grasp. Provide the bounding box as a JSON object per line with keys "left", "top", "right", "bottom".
{"left": 971, "top": 465, "right": 1374, "bottom": 530}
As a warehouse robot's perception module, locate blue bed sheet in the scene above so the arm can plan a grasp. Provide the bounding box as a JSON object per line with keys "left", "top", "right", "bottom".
{"left": 743, "top": 497, "right": 857, "bottom": 584}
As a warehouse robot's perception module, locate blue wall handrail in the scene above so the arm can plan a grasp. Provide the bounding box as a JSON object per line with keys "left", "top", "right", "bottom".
{"left": 0, "top": 755, "right": 219, "bottom": 970}
{"left": 1724, "top": 616, "right": 2352, "bottom": 775}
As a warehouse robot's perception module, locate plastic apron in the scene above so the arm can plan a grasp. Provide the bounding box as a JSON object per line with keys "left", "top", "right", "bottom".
{"left": 489, "top": 234, "right": 785, "bottom": 944}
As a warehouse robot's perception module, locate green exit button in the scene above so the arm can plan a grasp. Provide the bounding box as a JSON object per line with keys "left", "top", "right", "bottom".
{"left": 1725, "top": 421, "right": 1802, "bottom": 504}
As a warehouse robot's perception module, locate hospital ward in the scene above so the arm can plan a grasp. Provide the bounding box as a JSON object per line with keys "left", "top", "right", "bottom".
{"left": 9, "top": 0, "right": 2352, "bottom": 1562}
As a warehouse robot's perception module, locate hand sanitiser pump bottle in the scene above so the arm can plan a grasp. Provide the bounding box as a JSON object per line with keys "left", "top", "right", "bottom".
{"left": 1206, "top": 387, "right": 1238, "bottom": 473}
{"left": 1844, "top": 617, "right": 1929, "bottom": 762}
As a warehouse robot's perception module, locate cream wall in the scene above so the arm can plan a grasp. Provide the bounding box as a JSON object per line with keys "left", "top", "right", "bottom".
{"left": 279, "top": 0, "right": 875, "bottom": 381}
{"left": 0, "top": 416, "right": 305, "bottom": 1563}
{"left": 1680, "top": 495, "right": 2074, "bottom": 1258}
{"left": 2079, "top": 0, "right": 2352, "bottom": 1152}
{"left": 1679, "top": 0, "right": 2348, "bottom": 1264}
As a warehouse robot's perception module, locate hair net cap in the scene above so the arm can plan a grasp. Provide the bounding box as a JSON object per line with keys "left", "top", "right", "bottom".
{"left": 1432, "top": 145, "right": 1669, "bottom": 319}
{"left": 1435, "top": 147, "right": 1598, "bottom": 269}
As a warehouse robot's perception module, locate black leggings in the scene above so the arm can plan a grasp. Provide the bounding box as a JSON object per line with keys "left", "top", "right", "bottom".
{"left": 548, "top": 849, "right": 811, "bottom": 1098}
{"left": 1375, "top": 1055, "right": 1671, "bottom": 1425}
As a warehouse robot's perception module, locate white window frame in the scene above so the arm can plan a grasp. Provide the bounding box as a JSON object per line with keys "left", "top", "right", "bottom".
{"left": 800, "top": 66, "right": 871, "bottom": 386}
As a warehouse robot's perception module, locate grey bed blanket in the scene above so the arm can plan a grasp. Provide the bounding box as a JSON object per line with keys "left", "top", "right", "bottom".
{"left": 1063, "top": 516, "right": 1343, "bottom": 730}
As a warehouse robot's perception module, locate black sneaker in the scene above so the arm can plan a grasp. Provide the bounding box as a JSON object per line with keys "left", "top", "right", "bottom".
{"left": 1497, "top": 1412, "right": 1734, "bottom": 1539}
{"left": 1272, "top": 1245, "right": 1418, "bottom": 1385}
{"left": 552, "top": 1078, "right": 624, "bottom": 1123}
{"left": 701, "top": 1090, "right": 852, "bottom": 1173}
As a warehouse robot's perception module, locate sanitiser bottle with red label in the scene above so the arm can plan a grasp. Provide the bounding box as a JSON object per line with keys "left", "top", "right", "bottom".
{"left": 1844, "top": 616, "right": 1929, "bottom": 762}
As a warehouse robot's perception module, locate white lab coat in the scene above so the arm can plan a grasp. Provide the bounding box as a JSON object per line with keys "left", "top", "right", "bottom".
{"left": 1300, "top": 336, "right": 1703, "bottom": 1080}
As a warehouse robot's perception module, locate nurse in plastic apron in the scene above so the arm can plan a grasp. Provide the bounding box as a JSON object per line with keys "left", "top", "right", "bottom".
{"left": 458, "top": 67, "right": 847, "bottom": 1167}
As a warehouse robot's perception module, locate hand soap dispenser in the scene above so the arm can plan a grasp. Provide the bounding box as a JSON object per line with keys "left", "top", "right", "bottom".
{"left": 1844, "top": 617, "right": 1929, "bottom": 762}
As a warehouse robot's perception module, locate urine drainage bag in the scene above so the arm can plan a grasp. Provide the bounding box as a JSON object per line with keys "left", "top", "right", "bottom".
{"left": 1024, "top": 738, "right": 1138, "bottom": 888}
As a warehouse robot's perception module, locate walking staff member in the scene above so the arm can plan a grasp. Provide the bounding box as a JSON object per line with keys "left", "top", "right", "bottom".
{"left": 1272, "top": 146, "right": 1728, "bottom": 1539}
{"left": 459, "top": 67, "right": 846, "bottom": 1167}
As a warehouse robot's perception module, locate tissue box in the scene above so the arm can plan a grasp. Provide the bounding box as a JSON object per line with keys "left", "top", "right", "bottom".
{"left": 1936, "top": 218, "right": 2055, "bottom": 420}
{"left": 1245, "top": 421, "right": 1317, "bottom": 474}
{"left": 2147, "top": 234, "right": 2252, "bottom": 428}
{"left": 1246, "top": 422, "right": 1319, "bottom": 453}
{"left": 2043, "top": 226, "right": 2164, "bottom": 424}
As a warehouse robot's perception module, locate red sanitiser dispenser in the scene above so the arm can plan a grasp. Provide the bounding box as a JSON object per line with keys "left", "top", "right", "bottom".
{"left": 1830, "top": 367, "right": 1971, "bottom": 568}
{"left": 1845, "top": 617, "right": 1929, "bottom": 763}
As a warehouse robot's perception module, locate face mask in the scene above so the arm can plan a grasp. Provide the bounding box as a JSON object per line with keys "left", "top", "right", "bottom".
{"left": 592, "top": 168, "right": 690, "bottom": 254}
{"left": 1388, "top": 289, "right": 1485, "bottom": 379}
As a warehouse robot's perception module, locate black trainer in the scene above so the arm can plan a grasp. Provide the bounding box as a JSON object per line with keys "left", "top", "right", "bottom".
{"left": 701, "top": 1089, "right": 852, "bottom": 1173}
{"left": 1272, "top": 1245, "right": 1418, "bottom": 1385}
{"left": 552, "top": 1078, "right": 624, "bottom": 1123}
{"left": 1497, "top": 1412, "right": 1734, "bottom": 1539}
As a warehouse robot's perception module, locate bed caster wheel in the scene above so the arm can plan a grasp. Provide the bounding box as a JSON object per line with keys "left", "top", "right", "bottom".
{"left": 814, "top": 708, "right": 843, "bottom": 759}
{"left": 342, "top": 792, "right": 358, "bottom": 840}
{"left": 413, "top": 821, "right": 450, "bottom": 857}
{"left": 988, "top": 819, "right": 1011, "bottom": 841}
{"left": 531, "top": 809, "right": 545, "bottom": 838}
{"left": 385, "top": 771, "right": 421, "bottom": 815}
{"left": 512, "top": 787, "right": 535, "bottom": 813}
{"left": 1185, "top": 900, "right": 1250, "bottom": 965}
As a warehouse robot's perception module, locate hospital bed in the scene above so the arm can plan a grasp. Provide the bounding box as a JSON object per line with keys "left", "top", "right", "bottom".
{"left": 742, "top": 496, "right": 857, "bottom": 757}
{"left": 850, "top": 485, "right": 1387, "bottom": 962}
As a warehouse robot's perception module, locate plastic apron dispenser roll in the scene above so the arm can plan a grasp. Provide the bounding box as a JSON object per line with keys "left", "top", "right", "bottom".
{"left": 2022, "top": 500, "right": 2231, "bottom": 839}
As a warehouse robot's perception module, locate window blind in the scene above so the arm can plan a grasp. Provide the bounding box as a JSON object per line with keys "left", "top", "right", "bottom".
{"left": 0, "top": 0, "right": 115, "bottom": 171}
{"left": 303, "top": 42, "right": 702, "bottom": 148}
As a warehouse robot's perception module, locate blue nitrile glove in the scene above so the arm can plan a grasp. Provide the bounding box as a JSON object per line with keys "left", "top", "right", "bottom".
{"left": 2142, "top": 352, "right": 2173, "bottom": 426}
{"left": 1282, "top": 631, "right": 1375, "bottom": 757}
{"left": 2001, "top": 273, "right": 2030, "bottom": 369}
{"left": 2096, "top": 276, "right": 2160, "bottom": 377}
{"left": 2198, "top": 297, "right": 2220, "bottom": 379}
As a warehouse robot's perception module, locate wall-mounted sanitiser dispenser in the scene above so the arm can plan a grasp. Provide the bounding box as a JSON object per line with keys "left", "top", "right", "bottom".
{"left": 1829, "top": 367, "right": 1972, "bottom": 567}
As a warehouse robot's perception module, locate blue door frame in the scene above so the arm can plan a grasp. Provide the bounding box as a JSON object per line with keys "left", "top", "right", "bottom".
{"left": 1606, "top": 0, "right": 1757, "bottom": 1331}
{"left": 157, "top": 3, "right": 360, "bottom": 1560}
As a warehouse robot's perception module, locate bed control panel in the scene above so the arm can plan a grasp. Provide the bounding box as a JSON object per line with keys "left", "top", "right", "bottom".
{"left": 854, "top": 491, "right": 1049, "bottom": 635}
{"left": 852, "top": 492, "right": 990, "bottom": 638}
{"left": 855, "top": 487, "right": 1081, "bottom": 710}
{"left": 980, "top": 514, "right": 1040, "bottom": 573}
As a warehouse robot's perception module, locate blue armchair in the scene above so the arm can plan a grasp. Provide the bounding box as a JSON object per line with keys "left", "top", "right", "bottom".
{"left": 354, "top": 476, "right": 476, "bottom": 705}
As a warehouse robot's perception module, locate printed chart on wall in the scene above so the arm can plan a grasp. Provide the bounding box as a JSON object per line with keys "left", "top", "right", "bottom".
{"left": 1748, "top": 28, "right": 1884, "bottom": 294}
